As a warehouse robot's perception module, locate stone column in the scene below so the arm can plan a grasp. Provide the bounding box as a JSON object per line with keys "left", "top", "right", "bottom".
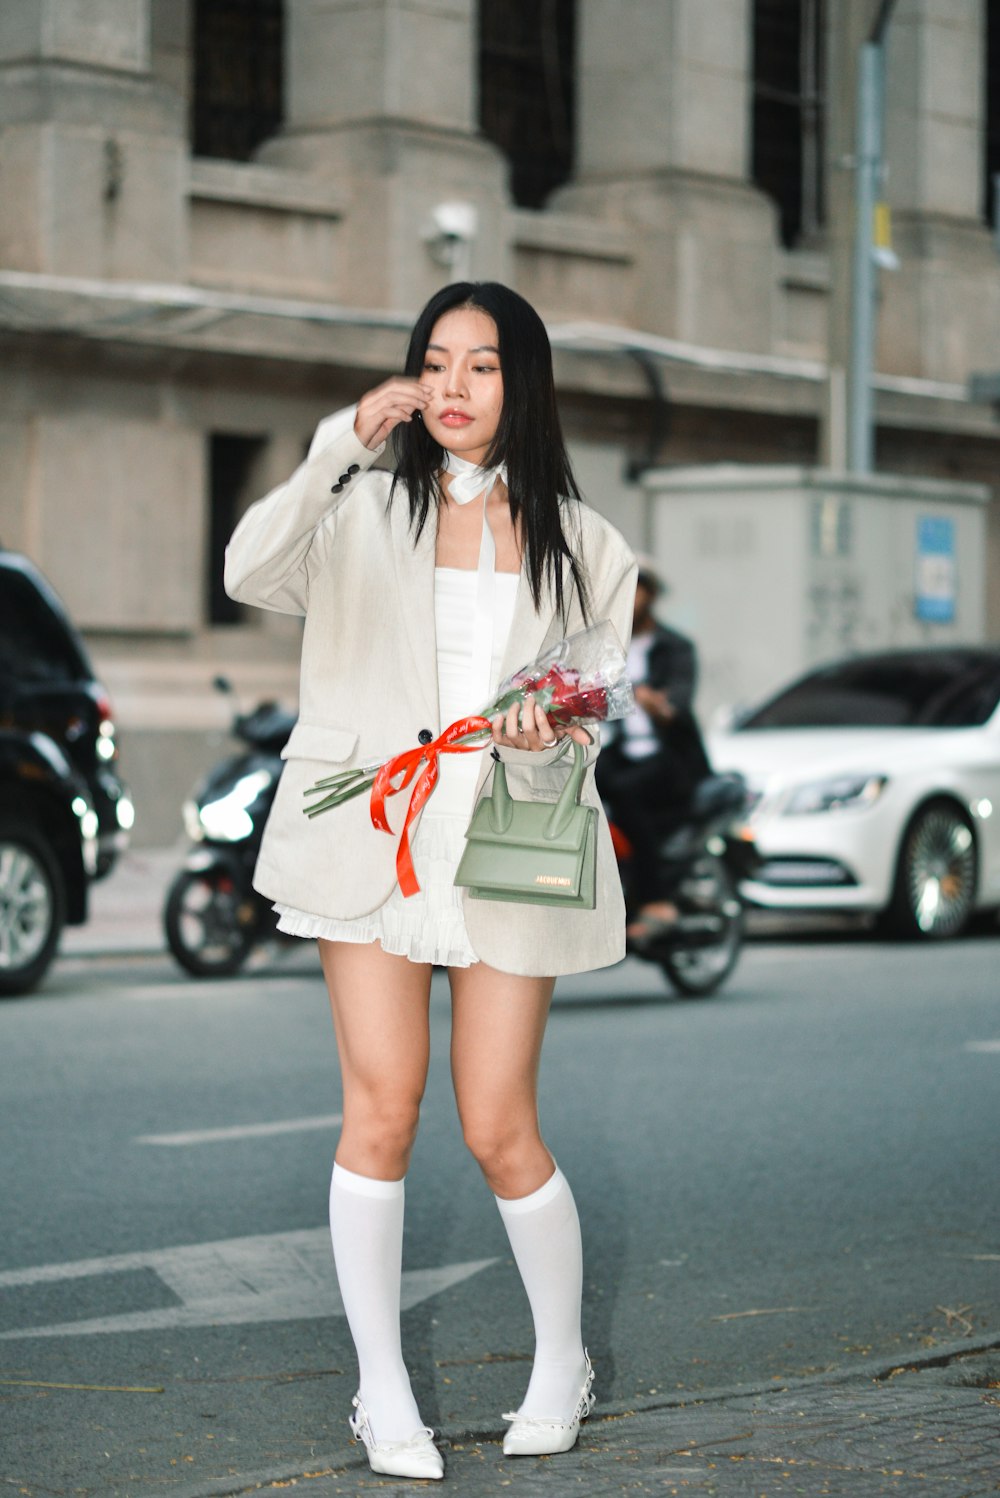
{"left": 261, "top": 0, "right": 509, "bottom": 309}
{"left": 0, "top": 0, "right": 187, "bottom": 279}
{"left": 878, "top": 0, "right": 998, "bottom": 381}
{"left": 557, "top": 0, "right": 776, "bottom": 351}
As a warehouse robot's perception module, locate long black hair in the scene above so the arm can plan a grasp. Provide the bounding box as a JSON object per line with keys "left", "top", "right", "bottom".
{"left": 390, "top": 281, "right": 589, "bottom": 621}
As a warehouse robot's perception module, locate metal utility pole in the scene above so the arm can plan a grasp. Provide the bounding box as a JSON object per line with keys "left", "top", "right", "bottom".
{"left": 846, "top": 0, "right": 898, "bottom": 473}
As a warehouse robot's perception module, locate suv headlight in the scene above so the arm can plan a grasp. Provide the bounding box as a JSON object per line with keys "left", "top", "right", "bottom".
{"left": 781, "top": 773, "right": 887, "bottom": 816}
{"left": 71, "top": 794, "right": 100, "bottom": 875}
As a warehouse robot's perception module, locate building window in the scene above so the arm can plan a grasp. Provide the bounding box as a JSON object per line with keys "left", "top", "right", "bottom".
{"left": 208, "top": 435, "right": 266, "bottom": 625}
{"left": 192, "top": 0, "right": 283, "bottom": 162}
{"left": 752, "top": 0, "right": 825, "bottom": 248}
{"left": 987, "top": 0, "right": 1000, "bottom": 226}
{"left": 478, "top": 0, "right": 576, "bottom": 210}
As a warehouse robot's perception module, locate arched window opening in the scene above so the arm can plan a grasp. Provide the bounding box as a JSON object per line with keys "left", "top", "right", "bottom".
{"left": 192, "top": 0, "right": 284, "bottom": 162}
{"left": 752, "top": 0, "right": 826, "bottom": 248}
{"left": 478, "top": 0, "right": 576, "bottom": 210}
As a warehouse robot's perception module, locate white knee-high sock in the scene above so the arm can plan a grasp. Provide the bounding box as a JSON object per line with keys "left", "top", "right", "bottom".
{"left": 328, "top": 1162, "right": 423, "bottom": 1443}
{"left": 495, "top": 1167, "right": 589, "bottom": 1420}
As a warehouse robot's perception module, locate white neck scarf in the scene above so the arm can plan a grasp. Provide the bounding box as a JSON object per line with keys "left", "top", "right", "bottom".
{"left": 443, "top": 450, "right": 508, "bottom": 505}
{"left": 440, "top": 452, "right": 509, "bottom": 710}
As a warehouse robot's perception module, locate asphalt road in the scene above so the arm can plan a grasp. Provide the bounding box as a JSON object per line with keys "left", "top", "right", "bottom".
{"left": 1, "top": 936, "right": 998, "bottom": 1496}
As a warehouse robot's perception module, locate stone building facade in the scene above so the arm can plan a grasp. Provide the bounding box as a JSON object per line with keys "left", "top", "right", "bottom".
{"left": 1, "top": 0, "right": 998, "bottom": 840}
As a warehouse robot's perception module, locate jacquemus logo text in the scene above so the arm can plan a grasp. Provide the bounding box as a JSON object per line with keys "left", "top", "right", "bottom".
{"left": 535, "top": 874, "right": 572, "bottom": 887}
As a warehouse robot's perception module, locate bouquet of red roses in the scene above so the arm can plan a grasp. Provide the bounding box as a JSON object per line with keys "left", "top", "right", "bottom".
{"left": 303, "top": 619, "right": 634, "bottom": 895}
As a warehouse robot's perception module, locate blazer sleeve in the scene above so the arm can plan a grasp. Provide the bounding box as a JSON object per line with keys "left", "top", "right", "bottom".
{"left": 223, "top": 408, "right": 386, "bottom": 617}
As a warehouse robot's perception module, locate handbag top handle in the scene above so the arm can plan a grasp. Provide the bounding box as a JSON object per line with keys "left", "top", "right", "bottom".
{"left": 488, "top": 739, "right": 587, "bottom": 840}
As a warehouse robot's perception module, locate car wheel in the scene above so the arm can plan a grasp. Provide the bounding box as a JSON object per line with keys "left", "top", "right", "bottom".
{"left": 0, "top": 822, "right": 67, "bottom": 996}
{"left": 164, "top": 867, "right": 259, "bottom": 978}
{"left": 889, "top": 801, "right": 977, "bottom": 940}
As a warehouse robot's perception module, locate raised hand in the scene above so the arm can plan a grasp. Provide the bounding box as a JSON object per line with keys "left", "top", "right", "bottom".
{"left": 354, "top": 378, "right": 434, "bottom": 450}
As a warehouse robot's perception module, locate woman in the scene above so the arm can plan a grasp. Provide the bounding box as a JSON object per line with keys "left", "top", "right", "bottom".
{"left": 225, "top": 282, "right": 636, "bottom": 1481}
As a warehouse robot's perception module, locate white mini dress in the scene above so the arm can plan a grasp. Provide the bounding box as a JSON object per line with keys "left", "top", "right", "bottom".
{"left": 274, "top": 567, "right": 520, "bottom": 966}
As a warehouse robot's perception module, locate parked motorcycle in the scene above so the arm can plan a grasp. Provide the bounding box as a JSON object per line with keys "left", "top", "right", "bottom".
{"left": 611, "top": 772, "right": 759, "bottom": 997}
{"left": 164, "top": 679, "right": 296, "bottom": 977}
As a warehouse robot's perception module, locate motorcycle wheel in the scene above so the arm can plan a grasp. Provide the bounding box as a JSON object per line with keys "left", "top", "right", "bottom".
{"left": 660, "top": 854, "right": 744, "bottom": 998}
{"left": 164, "top": 867, "right": 260, "bottom": 978}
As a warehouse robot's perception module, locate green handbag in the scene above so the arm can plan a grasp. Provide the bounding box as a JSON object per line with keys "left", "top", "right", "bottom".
{"left": 454, "top": 740, "right": 597, "bottom": 908}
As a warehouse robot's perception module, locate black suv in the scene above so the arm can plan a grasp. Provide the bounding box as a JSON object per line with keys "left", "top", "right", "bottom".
{"left": 0, "top": 548, "right": 133, "bottom": 993}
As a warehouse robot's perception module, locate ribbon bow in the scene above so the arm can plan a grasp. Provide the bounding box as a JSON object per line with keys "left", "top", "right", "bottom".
{"left": 370, "top": 716, "right": 492, "bottom": 896}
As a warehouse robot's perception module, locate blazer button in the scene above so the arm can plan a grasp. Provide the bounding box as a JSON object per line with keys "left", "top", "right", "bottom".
{"left": 337, "top": 471, "right": 352, "bottom": 484}
{"left": 417, "top": 728, "right": 433, "bottom": 745}
{"left": 347, "top": 463, "right": 360, "bottom": 474}
{"left": 331, "top": 482, "right": 344, "bottom": 493}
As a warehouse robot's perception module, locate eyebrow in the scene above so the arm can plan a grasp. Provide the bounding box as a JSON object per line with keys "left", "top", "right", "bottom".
{"left": 426, "top": 343, "right": 500, "bottom": 355}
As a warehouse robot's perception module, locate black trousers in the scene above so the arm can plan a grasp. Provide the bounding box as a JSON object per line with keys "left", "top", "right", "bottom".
{"left": 596, "top": 745, "right": 697, "bottom": 907}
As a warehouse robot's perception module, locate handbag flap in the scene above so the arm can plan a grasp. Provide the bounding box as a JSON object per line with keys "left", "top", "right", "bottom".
{"left": 464, "top": 796, "right": 591, "bottom": 854}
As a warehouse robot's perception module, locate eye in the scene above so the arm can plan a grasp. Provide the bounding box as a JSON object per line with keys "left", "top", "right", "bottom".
{"left": 423, "top": 360, "right": 444, "bottom": 372}
{"left": 474, "top": 364, "right": 500, "bottom": 374}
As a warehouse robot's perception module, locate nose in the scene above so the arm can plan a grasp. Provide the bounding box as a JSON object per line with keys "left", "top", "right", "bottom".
{"left": 444, "top": 365, "right": 468, "bottom": 398}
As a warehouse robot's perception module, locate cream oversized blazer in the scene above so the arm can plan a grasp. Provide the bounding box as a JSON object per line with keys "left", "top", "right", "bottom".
{"left": 224, "top": 412, "right": 637, "bottom": 976}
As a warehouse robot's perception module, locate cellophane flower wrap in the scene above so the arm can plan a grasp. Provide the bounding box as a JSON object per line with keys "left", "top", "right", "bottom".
{"left": 302, "top": 619, "right": 634, "bottom": 896}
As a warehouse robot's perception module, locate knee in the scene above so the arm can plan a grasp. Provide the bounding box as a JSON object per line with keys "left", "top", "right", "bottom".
{"left": 341, "top": 1090, "right": 422, "bottom": 1177}
{"left": 460, "top": 1112, "right": 539, "bottom": 1191}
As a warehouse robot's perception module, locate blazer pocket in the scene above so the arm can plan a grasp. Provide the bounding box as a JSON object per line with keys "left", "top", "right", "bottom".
{"left": 280, "top": 721, "right": 360, "bottom": 764}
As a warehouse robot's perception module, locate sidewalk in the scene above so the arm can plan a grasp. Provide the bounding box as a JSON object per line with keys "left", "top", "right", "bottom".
{"left": 168, "top": 1337, "right": 1000, "bottom": 1498}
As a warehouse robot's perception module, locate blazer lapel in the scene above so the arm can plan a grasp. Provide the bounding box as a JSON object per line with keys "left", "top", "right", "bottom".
{"left": 389, "top": 494, "right": 441, "bottom": 731}
{"left": 496, "top": 564, "right": 563, "bottom": 686}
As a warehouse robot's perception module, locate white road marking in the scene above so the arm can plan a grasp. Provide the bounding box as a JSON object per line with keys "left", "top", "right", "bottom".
{"left": 0, "top": 1229, "right": 497, "bottom": 1339}
{"left": 135, "top": 1114, "right": 343, "bottom": 1146}
{"left": 963, "top": 1040, "right": 1000, "bottom": 1053}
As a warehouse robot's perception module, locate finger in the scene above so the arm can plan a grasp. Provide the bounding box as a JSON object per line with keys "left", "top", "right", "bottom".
{"left": 569, "top": 725, "right": 593, "bottom": 746}
{"left": 522, "top": 695, "right": 546, "bottom": 744}
{"left": 533, "top": 701, "right": 558, "bottom": 750}
{"left": 491, "top": 713, "right": 506, "bottom": 746}
{"left": 504, "top": 701, "right": 523, "bottom": 742}
{"left": 526, "top": 698, "right": 559, "bottom": 749}
{"left": 518, "top": 695, "right": 545, "bottom": 751}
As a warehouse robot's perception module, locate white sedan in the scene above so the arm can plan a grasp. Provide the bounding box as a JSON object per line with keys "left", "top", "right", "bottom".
{"left": 708, "top": 648, "right": 1000, "bottom": 939}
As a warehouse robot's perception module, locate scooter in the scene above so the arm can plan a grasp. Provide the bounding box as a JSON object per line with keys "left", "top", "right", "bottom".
{"left": 164, "top": 678, "right": 296, "bottom": 977}
{"left": 611, "top": 772, "right": 759, "bottom": 997}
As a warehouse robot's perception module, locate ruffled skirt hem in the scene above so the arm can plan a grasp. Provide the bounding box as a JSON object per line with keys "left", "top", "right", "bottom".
{"left": 273, "top": 813, "right": 477, "bottom": 967}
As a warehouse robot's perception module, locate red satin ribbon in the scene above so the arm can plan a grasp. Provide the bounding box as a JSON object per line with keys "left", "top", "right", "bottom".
{"left": 370, "top": 716, "right": 493, "bottom": 897}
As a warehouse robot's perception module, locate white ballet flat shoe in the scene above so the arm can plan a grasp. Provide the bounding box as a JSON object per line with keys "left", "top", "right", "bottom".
{"left": 349, "top": 1394, "right": 444, "bottom": 1480}
{"left": 501, "top": 1352, "right": 596, "bottom": 1458}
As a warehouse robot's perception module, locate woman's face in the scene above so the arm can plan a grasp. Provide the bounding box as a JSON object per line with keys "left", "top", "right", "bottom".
{"left": 420, "top": 306, "right": 504, "bottom": 468}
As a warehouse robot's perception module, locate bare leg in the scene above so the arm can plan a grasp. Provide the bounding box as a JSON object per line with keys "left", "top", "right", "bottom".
{"left": 319, "top": 940, "right": 432, "bottom": 1444}
{"left": 450, "top": 963, "right": 588, "bottom": 1422}
{"left": 320, "top": 939, "right": 432, "bottom": 1178}
{"left": 448, "top": 961, "right": 555, "bottom": 1197}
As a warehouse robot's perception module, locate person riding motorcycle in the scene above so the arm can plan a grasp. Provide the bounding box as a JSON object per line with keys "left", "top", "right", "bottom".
{"left": 595, "top": 557, "right": 711, "bottom": 945}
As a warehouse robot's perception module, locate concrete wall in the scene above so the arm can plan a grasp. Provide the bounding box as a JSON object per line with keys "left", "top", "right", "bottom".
{"left": 644, "top": 467, "right": 990, "bottom": 723}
